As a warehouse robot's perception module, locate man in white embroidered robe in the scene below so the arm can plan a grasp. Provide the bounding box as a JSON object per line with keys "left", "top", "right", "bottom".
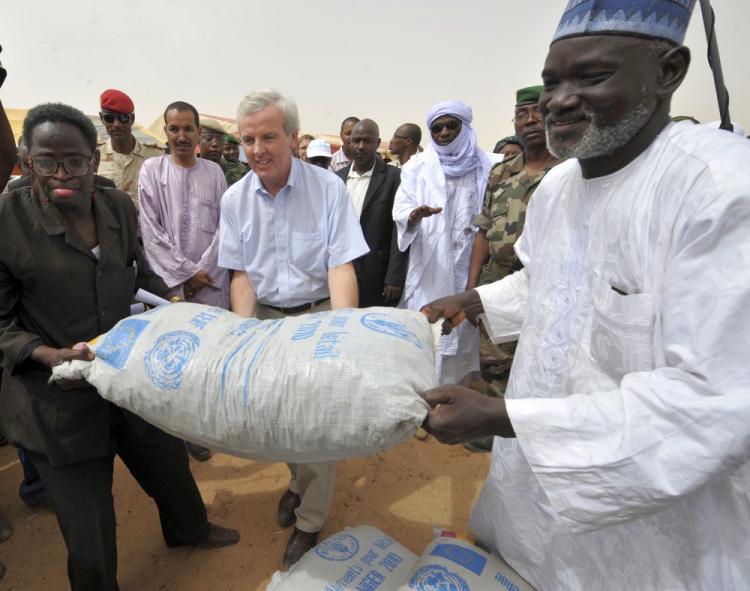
{"left": 421, "top": 1, "right": 750, "bottom": 589}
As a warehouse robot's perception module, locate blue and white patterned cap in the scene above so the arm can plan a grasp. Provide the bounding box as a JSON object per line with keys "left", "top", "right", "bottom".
{"left": 552, "top": 0, "right": 696, "bottom": 45}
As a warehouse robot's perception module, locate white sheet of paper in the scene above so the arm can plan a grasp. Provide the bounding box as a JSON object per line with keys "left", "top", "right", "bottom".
{"left": 134, "top": 289, "right": 171, "bottom": 308}
{"left": 129, "top": 303, "right": 146, "bottom": 315}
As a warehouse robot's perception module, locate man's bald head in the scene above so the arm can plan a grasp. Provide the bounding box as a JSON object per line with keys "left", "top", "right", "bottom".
{"left": 350, "top": 118, "right": 381, "bottom": 173}
{"left": 353, "top": 119, "right": 379, "bottom": 138}
{"left": 396, "top": 123, "right": 421, "bottom": 145}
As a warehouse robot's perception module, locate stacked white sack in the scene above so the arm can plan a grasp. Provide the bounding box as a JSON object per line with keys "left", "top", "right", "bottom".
{"left": 268, "top": 526, "right": 417, "bottom": 590}
{"left": 267, "top": 525, "right": 536, "bottom": 591}
{"left": 52, "top": 303, "right": 435, "bottom": 463}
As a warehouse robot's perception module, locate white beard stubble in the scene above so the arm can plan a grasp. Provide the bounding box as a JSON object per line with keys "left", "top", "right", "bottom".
{"left": 546, "top": 101, "right": 652, "bottom": 160}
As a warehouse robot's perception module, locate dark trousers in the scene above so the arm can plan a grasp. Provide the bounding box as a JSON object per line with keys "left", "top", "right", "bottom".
{"left": 17, "top": 446, "right": 47, "bottom": 506}
{"left": 30, "top": 411, "right": 209, "bottom": 591}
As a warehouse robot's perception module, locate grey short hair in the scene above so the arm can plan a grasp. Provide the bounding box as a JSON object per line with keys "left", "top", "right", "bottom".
{"left": 236, "top": 89, "right": 300, "bottom": 135}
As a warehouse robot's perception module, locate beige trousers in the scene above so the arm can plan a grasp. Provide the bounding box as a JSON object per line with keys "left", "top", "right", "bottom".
{"left": 256, "top": 300, "right": 335, "bottom": 532}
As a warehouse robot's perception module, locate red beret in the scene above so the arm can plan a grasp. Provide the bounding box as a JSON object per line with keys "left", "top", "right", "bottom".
{"left": 100, "top": 89, "right": 134, "bottom": 114}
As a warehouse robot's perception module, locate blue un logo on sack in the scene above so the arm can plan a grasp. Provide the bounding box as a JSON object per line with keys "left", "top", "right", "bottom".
{"left": 360, "top": 313, "right": 423, "bottom": 349}
{"left": 314, "top": 533, "right": 360, "bottom": 561}
{"left": 96, "top": 318, "right": 150, "bottom": 369}
{"left": 143, "top": 331, "right": 200, "bottom": 390}
{"left": 408, "top": 564, "right": 470, "bottom": 591}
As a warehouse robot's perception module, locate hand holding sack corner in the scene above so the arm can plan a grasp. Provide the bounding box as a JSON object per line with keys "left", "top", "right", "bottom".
{"left": 52, "top": 303, "right": 435, "bottom": 462}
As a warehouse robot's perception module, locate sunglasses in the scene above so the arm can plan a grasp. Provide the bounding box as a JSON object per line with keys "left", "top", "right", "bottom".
{"left": 430, "top": 120, "right": 460, "bottom": 135}
{"left": 30, "top": 155, "right": 94, "bottom": 177}
{"left": 100, "top": 111, "right": 133, "bottom": 124}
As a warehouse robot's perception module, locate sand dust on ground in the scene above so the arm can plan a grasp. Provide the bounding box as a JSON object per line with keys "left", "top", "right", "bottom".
{"left": 0, "top": 436, "right": 490, "bottom": 590}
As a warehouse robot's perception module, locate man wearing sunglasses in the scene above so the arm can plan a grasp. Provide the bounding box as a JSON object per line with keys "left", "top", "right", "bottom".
{"left": 393, "top": 100, "right": 494, "bottom": 387}
{"left": 0, "top": 103, "right": 239, "bottom": 591}
{"left": 97, "top": 88, "right": 163, "bottom": 209}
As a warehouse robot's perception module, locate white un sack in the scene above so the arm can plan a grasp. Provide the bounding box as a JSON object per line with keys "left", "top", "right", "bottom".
{"left": 52, "top": 303, "right": 435, "bottom": 462}
{"left": 267, "top": 526, "right": 536, "bottom": 591}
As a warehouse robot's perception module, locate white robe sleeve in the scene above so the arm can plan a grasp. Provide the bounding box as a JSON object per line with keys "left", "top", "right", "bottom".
{"left": 475, "top": 270, "right": 529, "bottom": 344}
{"left": 392, "top": 161, "right": 420, "bottom": 252}
{"left": 506, "top": 187, "right": 750, "bottom": 532}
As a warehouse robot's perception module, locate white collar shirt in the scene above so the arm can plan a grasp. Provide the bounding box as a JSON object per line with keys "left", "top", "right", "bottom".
{"left": 345, "top": 162, "right": 375, "bottom": 217}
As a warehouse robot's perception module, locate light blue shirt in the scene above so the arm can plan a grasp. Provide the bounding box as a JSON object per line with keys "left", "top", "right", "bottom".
{"left": 219, "top": 158, "right": 369, "bottom": 307}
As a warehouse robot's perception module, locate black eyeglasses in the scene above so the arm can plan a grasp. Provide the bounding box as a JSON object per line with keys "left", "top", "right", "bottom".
{"left": 430, "top": 120, "right": 460, "bottom": 135}
{"left": 30, "top": 155, "right": 94, "bottom": 177}
{"left": 100, "top": 111, "right": 133, "bottom": 124}
{"left": 392, "top": 134, "right": 416, "bottom": 142}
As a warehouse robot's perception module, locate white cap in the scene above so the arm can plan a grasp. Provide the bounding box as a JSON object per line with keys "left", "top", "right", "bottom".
{"left": 307, "top": 139, "right": 333, "bottom": 159}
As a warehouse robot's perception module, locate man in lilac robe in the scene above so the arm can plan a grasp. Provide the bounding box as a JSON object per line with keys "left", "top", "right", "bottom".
{"left": 138, "top": 101, "right": 228, "bottom": 461}
{"left": 139, "top": 101, "right": 229, "bottom": 309}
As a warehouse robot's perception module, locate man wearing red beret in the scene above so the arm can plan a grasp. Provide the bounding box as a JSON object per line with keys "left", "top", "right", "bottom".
{"left": 97, "top": 88, "right": 163, "bottom": 208}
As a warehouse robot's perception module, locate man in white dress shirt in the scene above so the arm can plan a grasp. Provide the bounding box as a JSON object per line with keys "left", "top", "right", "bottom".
{"left": 219, "top": 89, "right": 368, "bottom": 568}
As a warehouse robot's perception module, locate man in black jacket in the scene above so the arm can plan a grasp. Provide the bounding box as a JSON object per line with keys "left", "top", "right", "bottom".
{"left": 0, "top": 103, "right": 238, "bottom": 591}
{"left": 336, "top": 119, "right": 408, "bottom": 307}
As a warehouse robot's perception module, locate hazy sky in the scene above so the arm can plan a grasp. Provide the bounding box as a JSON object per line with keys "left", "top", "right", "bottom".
{"left": 3, "top": 0, "right": 748, "bottom": 148}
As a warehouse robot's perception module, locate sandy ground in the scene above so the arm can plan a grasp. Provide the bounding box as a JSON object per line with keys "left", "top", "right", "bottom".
{"left": 0, "top": 436, "right": 490, "bottom": 590}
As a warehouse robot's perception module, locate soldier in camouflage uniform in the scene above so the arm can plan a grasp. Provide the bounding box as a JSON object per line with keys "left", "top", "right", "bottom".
{"left": 199, "top": 118, "right": 248, "bottom": 186}
{"left": 464, "top": 86, "right": 562, "bottom": 450}
{"left": 223, "top": 133, "right": 244, "bottom": 163}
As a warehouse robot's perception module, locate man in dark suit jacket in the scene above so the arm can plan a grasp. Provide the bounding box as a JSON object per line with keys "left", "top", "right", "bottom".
{"left": 336, "top": 119, "right": 408, "bottom": 307}
{"left": 0, "top": 103, "right": 238, "bottom": 591}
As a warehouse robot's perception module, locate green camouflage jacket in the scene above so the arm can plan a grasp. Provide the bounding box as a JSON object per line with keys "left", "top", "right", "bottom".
{"left": 218, "top": 157, "right": 249, "bottom": 186}
{"left": 474, "top": 152, "right": 559, "bottom": 284}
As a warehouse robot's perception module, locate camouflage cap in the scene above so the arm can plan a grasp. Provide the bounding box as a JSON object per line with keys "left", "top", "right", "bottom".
{"left": 516, "top": 85, "right": 544, "bottom": 106}
{"left": 200, "top": 118, "right": 225, "bottom": 134}
{"left": 224, "top": 133, "right": 240, "bottom": 145}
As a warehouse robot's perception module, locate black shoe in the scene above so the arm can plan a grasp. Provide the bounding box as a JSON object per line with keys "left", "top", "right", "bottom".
{"left": 277, "top": 489, "right": 301, "bottom": 528}
{"left": 195, "top": 522, "right": 240, "bottom": 549}
{"left": 186, "top": 441, "right": 212, "bottom": 461}
{"left": 283, "top": 528, "right": 318, "bottom": 568}
{"left": 463, "top": 436, "right": 494, "bottom": 453}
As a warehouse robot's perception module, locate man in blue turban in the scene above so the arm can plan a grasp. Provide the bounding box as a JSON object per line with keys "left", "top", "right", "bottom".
{"left": 421, "top": 1, "right": 750, "bottom": 589}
